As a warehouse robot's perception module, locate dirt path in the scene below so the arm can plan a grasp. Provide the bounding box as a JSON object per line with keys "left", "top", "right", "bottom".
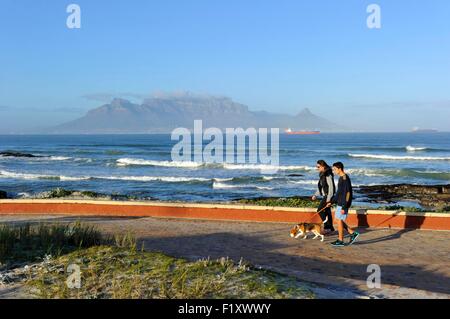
{"left": 1, "top": 215, "right": 449, "bottom": 299}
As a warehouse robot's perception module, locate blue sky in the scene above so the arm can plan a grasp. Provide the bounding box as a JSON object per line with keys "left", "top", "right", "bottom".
{"left": 1, "top": 0, "right": 449, "bottom": 132}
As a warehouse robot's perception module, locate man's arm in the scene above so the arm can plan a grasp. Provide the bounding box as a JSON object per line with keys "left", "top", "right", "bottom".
{"left": 342, "top": 178, "right": 351, "bottom": 209}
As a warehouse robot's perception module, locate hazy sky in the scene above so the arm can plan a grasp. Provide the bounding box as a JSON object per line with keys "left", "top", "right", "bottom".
{"left": 1, "top": 0, "right": 449, "bottom": 132}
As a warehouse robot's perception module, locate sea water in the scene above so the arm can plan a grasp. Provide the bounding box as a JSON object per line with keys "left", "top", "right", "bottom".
{"left": 0, "top": 133, "right": 449, "bottom": 203}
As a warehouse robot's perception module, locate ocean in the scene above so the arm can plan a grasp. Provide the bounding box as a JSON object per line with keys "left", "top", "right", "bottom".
{"left": 1, "top": 133, "right": 449, "bottom": 204}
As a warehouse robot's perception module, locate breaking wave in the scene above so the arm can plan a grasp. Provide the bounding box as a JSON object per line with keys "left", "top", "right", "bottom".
{"left": 0, "top": 170, "right": 90, "bottom": 181}
{"left": 405, "top": 146, "right": 428, "bottom": 152}
{"left": 212, "top": 182, "right": 274, "bottom": 190}
{"left": 116, "top": 158, "right": 315, "bottom": 171}
{"left": 0, "top": 170, "right": 281, "bottom": 184}
{"left": 117, "top": 158, "right": 204, "bottom": 168}
{"left": 348, "top": 153, "right": 450, "bottom": 161}
{"left": 222, "top": 163, "right": 315, "bottom": 171}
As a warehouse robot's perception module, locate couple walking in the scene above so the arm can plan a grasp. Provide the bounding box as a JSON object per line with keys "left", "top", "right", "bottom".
{"left": 312, "top": 160, "right": 360, "bottom": 247}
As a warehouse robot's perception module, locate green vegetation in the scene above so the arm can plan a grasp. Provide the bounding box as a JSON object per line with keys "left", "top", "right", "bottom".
{"left": 0, "top": 222, "right": 105, "bottom": 266}
{"left": 35, "top": 188, "right": 138, "bottom": 201}
{"left": 28, "top": 246, "right": 314, "bottom": 299}
{"left": 47, "top": 188, "right": 74, "bottom": 198}
{"left": 375, "top": 205, "right": 427, "bottom": 213}
{"left": 238, "top": 197, "right": 450, "bottom": 213}
{"left": 238, "top": 196, "right": 319, "bottom": 208}
{"left": 0, "top": 223, "right": 314, "bottom": 299}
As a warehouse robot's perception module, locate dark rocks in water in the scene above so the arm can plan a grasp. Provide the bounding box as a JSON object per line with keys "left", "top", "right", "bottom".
{"left": 0, "top": 151, "right": 42, "bottom": 158}
{"left": 0, "top": 190, "right": 8, "bottom": 199}
{"left": 357, "top": 184, "right": 450, "bottom": 210}
{"left": 287, "top": 174, "right": 305, "bottom": 177}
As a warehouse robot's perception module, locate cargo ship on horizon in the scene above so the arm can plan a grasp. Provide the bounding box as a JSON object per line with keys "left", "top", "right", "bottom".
{"left": 411, "top": 127, "right": 439, "bottom": 133}
{"left": 284, "top": 128, "right": 320, "bottom": 135}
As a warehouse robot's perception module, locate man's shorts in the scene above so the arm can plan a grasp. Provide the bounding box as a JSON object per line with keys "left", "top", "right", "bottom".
{"left": 335, "top": 206, "right": 348, "bottom": 221}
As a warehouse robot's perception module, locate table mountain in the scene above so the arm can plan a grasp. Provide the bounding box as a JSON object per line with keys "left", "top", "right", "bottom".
{"left": 50, "top": 95, "right": 341, "bottom": 133}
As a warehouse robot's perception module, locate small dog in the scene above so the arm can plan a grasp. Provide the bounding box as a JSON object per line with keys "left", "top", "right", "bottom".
{"left": 290, "top": 223, "right": 325, "bottom": 242}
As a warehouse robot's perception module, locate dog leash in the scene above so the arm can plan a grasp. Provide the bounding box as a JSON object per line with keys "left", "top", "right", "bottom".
{"left": 305, "top": 205, "right": 331, "bottom": 223}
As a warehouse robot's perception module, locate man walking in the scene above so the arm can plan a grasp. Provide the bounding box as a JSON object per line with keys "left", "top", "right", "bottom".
{"left": 327, "top": 162, "right": 360, "bottom": 247}
{"left": 312, "top": 160, "right": 335, "bottom": 233}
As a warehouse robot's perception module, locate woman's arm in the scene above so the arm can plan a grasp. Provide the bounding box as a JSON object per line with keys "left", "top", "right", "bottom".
{"left": 325, "top": 175, "right": 334, "bottom": 202}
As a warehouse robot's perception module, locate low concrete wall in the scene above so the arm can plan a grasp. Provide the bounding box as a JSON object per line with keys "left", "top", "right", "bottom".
{"left": 0, "top": 199, "right": 449, "bottom": 231}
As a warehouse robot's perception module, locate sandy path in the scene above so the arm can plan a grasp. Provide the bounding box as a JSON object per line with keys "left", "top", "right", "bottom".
{"left": 1, "top": 215, "right": 449, "bottom": 299}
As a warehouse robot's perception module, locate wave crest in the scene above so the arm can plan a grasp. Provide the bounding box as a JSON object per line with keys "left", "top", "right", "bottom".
{"left": 406, "top": 146, "right": 427, "bottom": 152}
{"left": 348, "top": 153, "right": 450, "bottom": 161}
{"left": 117, "top": 158, "right": 204, "bottom": 168}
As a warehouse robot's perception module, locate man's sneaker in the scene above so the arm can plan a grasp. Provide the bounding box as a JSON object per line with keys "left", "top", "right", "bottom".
{"left": 331, "top": 240, "right": 346, "bottom": 247}
{"left": 348, "top": 231, "right": 360, "bottom": 245}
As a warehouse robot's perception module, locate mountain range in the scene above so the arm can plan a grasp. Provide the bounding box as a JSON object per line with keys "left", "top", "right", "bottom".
{"left": 49, "top": 94, "right": 342, "bottom": 133}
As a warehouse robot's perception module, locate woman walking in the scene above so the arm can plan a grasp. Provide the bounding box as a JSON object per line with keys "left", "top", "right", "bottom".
{"left": 312, "top": 160, "right": 335, "bottom": 233}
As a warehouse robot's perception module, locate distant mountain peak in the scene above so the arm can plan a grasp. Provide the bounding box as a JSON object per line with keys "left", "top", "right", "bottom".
{"left": 297, "top": 108, "right": 313, "bottom": 116}
{"left": 110, "top": 98, "right": 133, "bottom": 107}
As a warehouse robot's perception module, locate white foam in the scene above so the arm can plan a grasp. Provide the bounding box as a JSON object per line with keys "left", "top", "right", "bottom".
{"left": 223, "top": 163, "right": 315, "bottom": 171}
{"left": 212, "top": 182, "right": 274, "bottom": 190}
{"left": 213, "top": 182, "right": 241, "bottom": 189}
{"left": 17, "top": 192, "right": 32, "bottom": 198}
{"left": 0, "top": 155, "right": 72, "bottom": 161}
{"left": 346, "top": 168, "right": 385, "bottom": 177}
{"left": 99, "top": 176, "right": 210, "bottom": 183}
{"left": 213, "top": 177, "right": 234, "bottom": 182}
{"left": 256, "top": 186, "right": 274, "bottom": 190}
{"left": 117, "top": 158, "right": 203, "bottom": 168}
{"left": 59, "top": 176, "right": 91, "bottom": 181}
{"left": 288, "top": 180, "right": 318, "bottom": 185}
{"left": 348, "top": 153, "right": 450, "bottom": 161}
{"left": 0, "top": 169, "right": 228, "bottom": 184}
{"left": 50, "top": 156, "right": 72, "bottom": 161}
{"left": 0, "top": 170, "right": 89, "bottom": 181}
{"left": 406, "top": 146, "right": 427, "bottom": 152}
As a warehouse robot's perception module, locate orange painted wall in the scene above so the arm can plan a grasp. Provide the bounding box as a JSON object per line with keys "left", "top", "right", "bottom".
{"left": 0, "top": 202, "right": 448, "bottom": 231}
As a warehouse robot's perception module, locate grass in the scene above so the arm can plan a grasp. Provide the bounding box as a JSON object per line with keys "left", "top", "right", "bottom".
{"left": 33, "top": 188, "right": 139, "bottom": 201}
{"left": 356, "top": 204, "right": 450, "bottom": 213}
{"left": 373, "top": 205, "right": 428, "bottom": 213}
{"left": 0, "top": 223, "right": 314, "bottom": 299}
{"left": 238, "top": 196, "right": 319, "bottom": 208}
{"left": 27, "top": 246, "right": 314, "bottom": 299}
{"left": 238, "top": 197, "right": 450, "bottom": 213}
{"left": 0, "top": 222, "right": 106, "bottom": 267}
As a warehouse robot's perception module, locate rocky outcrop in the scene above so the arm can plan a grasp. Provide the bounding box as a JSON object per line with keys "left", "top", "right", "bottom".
{"left": 357, "top": 184, "right": 450, "bottom": 210}
{"left": 0, "top": 152, "right": 41, "bottom": 158}
{"left": 0, "top": 191, "right": 8, "bottom": 199}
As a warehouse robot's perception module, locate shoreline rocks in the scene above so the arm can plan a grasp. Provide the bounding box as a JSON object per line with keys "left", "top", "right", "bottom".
{"left": 357, "top": 184, "right": 450, "bottom": 210}
{"left": 0, "top": 151, "right": 41, "bottom": 158}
